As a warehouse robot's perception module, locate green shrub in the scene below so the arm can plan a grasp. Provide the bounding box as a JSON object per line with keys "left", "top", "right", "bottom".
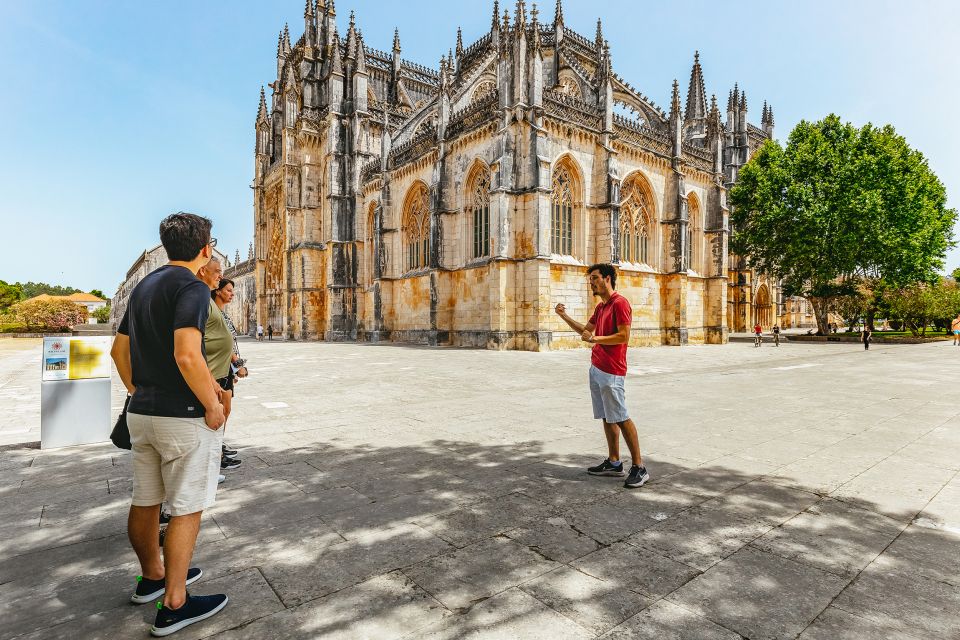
{"left": 12, "top": 298, "right": 87, "bottom": 330}
{"left": 92, "top": 305, "right": 111, "bottom": 324}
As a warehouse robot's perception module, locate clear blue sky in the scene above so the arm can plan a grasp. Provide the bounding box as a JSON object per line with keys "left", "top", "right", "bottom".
{"left": 1, "top": 1, "right": 957, "bottom": 294}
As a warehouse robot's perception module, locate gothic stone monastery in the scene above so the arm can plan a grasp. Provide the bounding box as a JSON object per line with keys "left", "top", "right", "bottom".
{"left": 244, "top": 0, "right": 782, "bottom": 349}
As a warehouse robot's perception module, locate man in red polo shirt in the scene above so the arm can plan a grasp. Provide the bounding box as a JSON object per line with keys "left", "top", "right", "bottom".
{"left": 555, "top": 263, "right": 650, "bottom": 489}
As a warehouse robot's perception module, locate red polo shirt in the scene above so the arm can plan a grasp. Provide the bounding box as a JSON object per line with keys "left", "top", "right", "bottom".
{"left": 588, "top": 292, "right": 632, "bottom": 376}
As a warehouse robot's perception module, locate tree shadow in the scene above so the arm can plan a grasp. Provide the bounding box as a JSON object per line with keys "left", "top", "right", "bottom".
{"left": 0, "top": 434, "right": 957, "bottom": 640}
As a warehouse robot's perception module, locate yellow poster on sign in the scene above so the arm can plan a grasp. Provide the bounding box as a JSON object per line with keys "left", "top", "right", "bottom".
{"left": 68, "top": 337, "right": 111, "bottom": 380}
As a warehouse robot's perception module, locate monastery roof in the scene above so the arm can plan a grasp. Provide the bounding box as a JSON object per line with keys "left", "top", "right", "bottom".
{"left": 28, "top": 292, "right": 106, "bottom": 303}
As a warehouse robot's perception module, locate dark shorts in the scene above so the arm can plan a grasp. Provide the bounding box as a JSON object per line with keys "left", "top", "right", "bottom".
{"left": 216, "top": 374, "right": 234, "bottom": 393}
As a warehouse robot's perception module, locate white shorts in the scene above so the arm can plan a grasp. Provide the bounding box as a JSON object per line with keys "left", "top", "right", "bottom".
{"left": 128, "top": 413, "right": 223, "bottom": 516}
{"left": 589, "top": 365, "right": 629, "bottom": 423}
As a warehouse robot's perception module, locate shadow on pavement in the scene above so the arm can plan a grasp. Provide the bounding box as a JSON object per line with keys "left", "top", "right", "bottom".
{"left": 0, "top": 435, "right": 957, "bottom": 640}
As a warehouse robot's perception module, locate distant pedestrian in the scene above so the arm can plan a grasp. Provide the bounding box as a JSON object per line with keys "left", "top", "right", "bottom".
{"left": 772, "top": 324, "right": 781, "bottom": 347}
{"left": 256, "top": 323, "right": 264, "bottom": 342}
{"left": 951, "top": 314, "right": 960, "bottom": 345}
{"left": 753, "top": 322, "right": 762, "bottom": 347}
{"left": 862, "top": 326, "right": 872, "bottom": 350}
{"left": 267, "top": 324, "right": 274, "bottom": 341}
{"left": 110, "top": 212, "right": 228, "bottom": 636}
{"left": 554, "top": 263, "right": 650, "bottom": 489}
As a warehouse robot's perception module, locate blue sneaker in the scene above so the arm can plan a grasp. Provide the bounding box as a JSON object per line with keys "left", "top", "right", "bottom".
{"left": 131, "top": 567, "right": 203, "bottom": 604}
{"left": 151, "top": 593, "right": 229, "bottom": 637}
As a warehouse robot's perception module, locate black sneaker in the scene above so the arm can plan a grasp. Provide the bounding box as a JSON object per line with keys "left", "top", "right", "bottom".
{"left": 131, "top": 568, "right": 203, "bottom": 604}
{"left": 220, "top": 457, "right": 241, "bottom": 470}
{"left": 624, "top": 465, "right": 651, "bottom": 489}
{"left": 587, "top": 459, "right": 625, "bottom": 476}
{"left": 150, "top": 593, "right": 229, "bottom": 637}
{"left": 222, "top": 444, "right": 238, "bottom": 457}
{"left": 159, "top": 510, "right": 171, "bottom": 526}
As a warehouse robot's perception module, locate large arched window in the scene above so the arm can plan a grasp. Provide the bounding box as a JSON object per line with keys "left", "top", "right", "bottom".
{"left": 466, "top": 164, "right": 491, "bottom": 259}
{"left": 619, "top": 176, "right": 653, "bottom": 265}
{"left": 402, "top": 183, "right": 430, "bottom": 271}
{"left": 366, "top": 201, "right": 378, "bottom": 284}
{"left": 686, "top": 193, "right": 702, "bottom": 274}
{"left": 551, "top": 163, "right": 575, "bottom": 256}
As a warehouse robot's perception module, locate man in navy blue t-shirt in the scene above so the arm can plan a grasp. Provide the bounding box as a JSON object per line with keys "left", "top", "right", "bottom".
{"left": 111, "top": 212, "right": 229, "bottom": 636}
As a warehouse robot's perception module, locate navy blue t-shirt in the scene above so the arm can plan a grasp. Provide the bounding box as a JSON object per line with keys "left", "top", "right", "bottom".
{"left": 118, "top": 265, "right": 210, "bottom": 418}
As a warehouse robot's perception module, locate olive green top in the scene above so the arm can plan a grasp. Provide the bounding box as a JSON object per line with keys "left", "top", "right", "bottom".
{"left": 203, "top": 298, "right": 233, "bottom": 380}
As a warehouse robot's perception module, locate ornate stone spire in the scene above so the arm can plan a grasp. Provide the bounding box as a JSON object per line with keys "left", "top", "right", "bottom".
{"left": 330, "top": 27, "right": 343, "bottom": 74}
{"left": 282, "top": 24, "right": 291, "bottom": 54}
{"left": 392, "top": 27, "right": 401, "bottom": 53}
{"left": 739, "top": 90, "right": 747, "bottom": 112}
{"left": 554, "top": 0, "right": 563, "bottom": 26}
{"left": 766, "top": 104, "right": 774, "bottom": 125}
{"left": 345, "top": 11, "right": 357, "bottom": 59}
{"left": 456, "top": 27, "right": 464, "bottom": 57}
{"left": 670, "top": 79, "right": 681, "bottom": 119}
{"left": 256, "top": 86, "right": 268, "bottom": 124}
{"left": 530, "top": 3, "right": 542, "bottom": 52}
{"left": 248, "top": 242, "right": 254, "bottom": 261}
{"left": 304, "top": 0, "right": 315, "bottom": 46}
{"left": 492, "top": 0, "right": 501, "bottom": 32}
{"left": 235, "top": 249, "right": 241, "bottom": 265}
{"left": 595, "top": 18, "right": 603, "bottom": 51}
{"left": 515, "top": 0, "right": 527, "bottom": 30}
{"left": 447, "top": 48, "right": 454, "bottom": 70}
{"left": 684, "top": 51, "right": 707, "bottom": 122}
{"left": 304, "top": 0, "right": 313, "bottom": 18}
{"left": 356, "top": 32, "right": 368, "bottom": 73}
{"left": 327, "top": 0, "right": 335, "bottom": 16}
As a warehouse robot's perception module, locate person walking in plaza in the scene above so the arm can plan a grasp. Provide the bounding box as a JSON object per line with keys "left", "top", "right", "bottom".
{"left": 256, "top": 323, "right": 264, "bottom": 342}
{"left": 772, "top": 324, "right": 781, "bottom": 347}
{"left": 267, "top": 324, "right": 274, "bottom": 341}
{"left": 110, "top": 212, "right": 228, "bottom": 636}
{"left": 197, "top": 260, "right": 243, "bottom": 472}
{"left": 753, "top": 322, "right": 763, "bottom": 347}
{"left": 554, "top": 263, "right": 650, "bottom": 489}
{"left": 951, "top": 314, "right": 960, "bottom": 345}
{"left": 862, "top": 325, "right": 872, "bottom": 350}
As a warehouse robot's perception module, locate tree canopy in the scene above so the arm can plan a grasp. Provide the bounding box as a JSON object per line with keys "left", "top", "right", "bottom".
{"left": 730, "top": 114, "right": 956, "bottom": 333}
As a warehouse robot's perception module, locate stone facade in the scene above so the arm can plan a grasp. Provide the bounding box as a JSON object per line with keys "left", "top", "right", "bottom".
{"left": 251, "top": 0, "right": 793, "bottom": 349}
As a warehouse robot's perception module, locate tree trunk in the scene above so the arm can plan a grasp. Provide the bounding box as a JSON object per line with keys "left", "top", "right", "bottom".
{"left": 866, "top": 308, "right": 875, "bottom": 332}
{"left": 809, "top": 297, "right": 830, "bottom": 335}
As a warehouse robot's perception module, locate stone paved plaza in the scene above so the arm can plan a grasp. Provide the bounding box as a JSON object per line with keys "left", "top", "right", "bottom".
{"left": 1, "top": 338, "right": 959, "bottom": 639}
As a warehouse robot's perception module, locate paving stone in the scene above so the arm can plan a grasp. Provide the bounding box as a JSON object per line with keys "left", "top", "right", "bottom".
{"left": 518, "top": 566, "right": 651, "bottom": 636}
{"left": 752, "top": 497, "right": 906, "bottom": 577}
{"left": 599, "top": 599, "right": 742, "bottom": 639}
{"left": 798, "top": 606, "right": 924, "bottom": 640}
{"left": 415, "top": 492, "right": 556, "bottom": 547}
{"left": 832, "top": 558, "right": 960, "bottom": 638}
{"left": 261, "top": 522, "right": 452, "bottom": 607}
{"left": 503, "top": 517, "right": 601, "bottom": 563}
{"left": 632, "top": 504, "right": 773, "bottom": 571}
{"left": 562, "top": 484, "right": 704, "bottom": 545}
{"left": 207, "top": 571, "right": 448, "bottom": 640}
{"left": 416, "top": 587, "right": 592, "bottom": 640}
{"left": 403, "top": 537, "right": 559, "bottom": 610}
{"left": 322, "top": 491, "right": 464, "bottom": 540}
{"left": 667, "top": 546, "right": 849, "bottom": 640}
{"left": 209, "top": 485, "right": 368, "bottom": 538}
{"left": 572, "top": 541, "right": 701, "bottom": 599}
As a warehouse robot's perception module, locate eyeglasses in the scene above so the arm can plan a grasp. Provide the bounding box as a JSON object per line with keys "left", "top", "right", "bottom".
{"left": 209, "top": 237, "right": 218, "bottom": 248}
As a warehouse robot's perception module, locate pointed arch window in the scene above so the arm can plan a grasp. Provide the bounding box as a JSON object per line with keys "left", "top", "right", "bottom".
{"left": 467, "top": 166, "right": 491, "bottom": 259}
{"left": 403, "top": 183, "right": 430, "bottom": 271}
{"left": 686, "top": 194, "right": 701, "bottom": 273}
{"left": 551, "top": 166, "right": 574, "bottom": 256}
{"left": 619, "top": 178, "right": 652, "bottom": 264}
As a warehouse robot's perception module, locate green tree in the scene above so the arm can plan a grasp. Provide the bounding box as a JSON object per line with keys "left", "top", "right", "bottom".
{"left": 730, "top": 115, "right": 956, "bottom": 334}
{"left": 0, "top": 280, "right": 24, "bottom": 311}
{"left": 92, "top": 305, "right": 111, "bottom": 323}
{"left": 89, "top": 289, "right": 106, "bottom": 299}
{"left": 16, "top": 281, "right": 81, "bottom": 298}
